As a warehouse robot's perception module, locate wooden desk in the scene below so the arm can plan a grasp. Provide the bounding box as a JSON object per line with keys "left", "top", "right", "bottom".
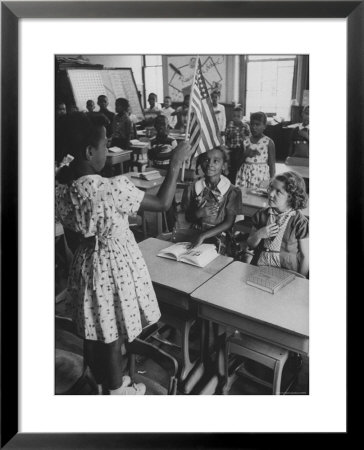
{"left": 139, "top": 238, "right": 233, "bottom": 310}
{"left": 192, "top": 261, "right": 309, "bottom": 355}
{"left": 139, "top": 238, "right": 233, "bottom": 380}
{"left": 240, "top": 187, "right": 309, "bottom": 218}
{"left": 106, "top": 150, "right": 132, "bottom": 175}
{"left": 125, "top": 172, "right": 165, "bottom": 236}
{"left": 276, "top": 162, "right": 309, "bottom": 180}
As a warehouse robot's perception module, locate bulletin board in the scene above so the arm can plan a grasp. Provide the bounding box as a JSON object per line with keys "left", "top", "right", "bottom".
{"left": 66, "top": 68, "right": 144, "bottom": 119}
{"left": 165, "top": 55, "right": 227, "bottom": 103}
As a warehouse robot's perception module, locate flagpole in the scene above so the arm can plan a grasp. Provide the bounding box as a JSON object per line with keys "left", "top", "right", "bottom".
{"left": 181, "top": 55, "right": 199, "bottom": 182}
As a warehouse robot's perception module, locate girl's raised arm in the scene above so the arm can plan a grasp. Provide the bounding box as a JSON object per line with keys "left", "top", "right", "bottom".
{"left": 139, "top": 141, "right": 192, "bottom": 212}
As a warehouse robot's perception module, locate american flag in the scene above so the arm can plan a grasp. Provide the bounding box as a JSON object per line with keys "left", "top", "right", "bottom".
{"left": 188, "top": 59, "right": 222, "bottom": 156}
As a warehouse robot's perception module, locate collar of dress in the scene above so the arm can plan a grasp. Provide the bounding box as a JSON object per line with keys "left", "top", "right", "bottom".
{"left": 195, "top": 175, "right": 231, "bottom": 196}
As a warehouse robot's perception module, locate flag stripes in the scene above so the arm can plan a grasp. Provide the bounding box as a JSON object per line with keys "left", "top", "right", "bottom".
{"left": 187, "top": 58, "right": 222, "bottom": 156}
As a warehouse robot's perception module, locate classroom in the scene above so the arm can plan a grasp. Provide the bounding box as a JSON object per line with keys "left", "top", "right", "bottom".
{"left": 55, "top": 54, "right": 309, "bottom": 396}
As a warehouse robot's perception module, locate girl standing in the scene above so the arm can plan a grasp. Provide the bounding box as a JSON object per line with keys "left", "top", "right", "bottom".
{"left": 235, "top": 112, "right": 276, "bottom": 189}
{"left": 55, "top": 113, "right": 191, "bottom": 394}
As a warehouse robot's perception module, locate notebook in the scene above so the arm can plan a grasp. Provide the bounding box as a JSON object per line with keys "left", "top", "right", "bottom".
{"left": 157, "top": 242, "right": 218, "bottom": 268}
{"left": 246, "top": 266, "right": 295, "bottom": 294}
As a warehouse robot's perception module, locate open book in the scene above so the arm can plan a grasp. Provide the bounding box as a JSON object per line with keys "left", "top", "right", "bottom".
{"left": 246, "top": 266, "right": 295, "bottom": 294}
{"left": 157, "top": 242, "right": 218, "bottom": 268}
{"left": 131, "top": 170, "right": 162, "bottom": 181}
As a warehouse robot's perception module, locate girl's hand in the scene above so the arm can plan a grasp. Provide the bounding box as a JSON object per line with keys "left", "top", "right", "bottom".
{"left": 170, "top": 141, "right": 192, "bottom": 165}
{"left": 195, "top": 203, "right": 219, "bottom": 219}
{"left": 258, "top": 223, "right": 279, "bottom": 239}
{"left": 189, "top": 234, "right": 205, "bottom": 249}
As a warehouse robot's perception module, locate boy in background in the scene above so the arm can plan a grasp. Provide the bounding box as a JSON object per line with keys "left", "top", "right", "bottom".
{"left": 110, "top": 98, "right": 132, "bottom": 149}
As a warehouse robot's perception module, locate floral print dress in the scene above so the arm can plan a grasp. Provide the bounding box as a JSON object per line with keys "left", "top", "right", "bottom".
{"left": 55, "top": 175, "right": 161, "bottom": 344}
{"left": 235, "top": 135, "right": 272, "bottom": 188}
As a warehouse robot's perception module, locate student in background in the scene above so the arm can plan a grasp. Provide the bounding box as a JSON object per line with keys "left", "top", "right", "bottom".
{"left": 182, "top": 147, "right": 241, "bottom": 256}
{"left": 148, "top": 115, "right": 177, "bottom": 168}
{"left": 55, "top": 112, "right": 192, "bottom": 395}
{"left": 246, "top": 171, "right": 309, "bottom": 277}
{"left": 110, "top": 98, "right": 132, "bottom": 149}
{"left": 211, "top": 90, "right": 226, "bottom": 137}
{"left": 144, "top": 93, "right": 161, "bottom": 127}
{"left": 235, "top": 111, "right": 276, "bottom": 189}
{"left": 225, "top": 106, "right": 251, "bottom": 183}
{"left": 161, "top": 96, "right": 177, "bottom": 128}
{"left": 86, "top": 99, "right": 95, "bottom": 113}
{"left": 69, "top": 105, "right": 79, "bottom": 113}
{"left": 173, "top": 94, "right": 190, "bottom": 130}
{"left": 97, "top": 95, "right": 114, "bottom": 138}
{"left": 56, "top": 102, "right": 67, "bottom": 118}
{"left": 288, "top": 105, "right": 309, "bottom": 158}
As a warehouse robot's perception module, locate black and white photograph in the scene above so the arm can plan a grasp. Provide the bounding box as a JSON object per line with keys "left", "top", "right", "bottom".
{"left": 55, "top": 54, "right": 309, "bottom": 396}
{"left": 2, "top": 1, "right": 353, "bottom": 443}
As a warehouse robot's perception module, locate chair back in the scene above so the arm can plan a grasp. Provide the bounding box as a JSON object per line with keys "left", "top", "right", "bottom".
{"left": 128, "top": 338, "right": 179, "bottom": 395}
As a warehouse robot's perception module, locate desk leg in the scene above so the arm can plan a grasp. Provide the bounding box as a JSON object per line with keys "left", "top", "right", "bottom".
{"left": 156, "top": 212, "right": 163, "bottom": 236}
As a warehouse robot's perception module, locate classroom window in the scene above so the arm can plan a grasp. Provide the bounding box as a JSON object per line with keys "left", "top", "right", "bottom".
{"left": 245, "top": 56, "right": 296, "bottom": 121}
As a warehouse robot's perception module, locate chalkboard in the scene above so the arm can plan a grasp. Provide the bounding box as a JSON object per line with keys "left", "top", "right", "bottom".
{"left": 66, "top": 68, "right": 144, "bottom": 119}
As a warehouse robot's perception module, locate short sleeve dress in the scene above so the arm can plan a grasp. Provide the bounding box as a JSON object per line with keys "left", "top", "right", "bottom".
{"left": 55, "top": 174, "right": 161, "bottom": 344}
{"left": 182, "top": 175, "right": 242, "bottom": 255}
{"left": 235, "top": 135, "right": 272, "bottom": 188}
{"left": 251, "top": 207, "right": 309, "bottom": 273}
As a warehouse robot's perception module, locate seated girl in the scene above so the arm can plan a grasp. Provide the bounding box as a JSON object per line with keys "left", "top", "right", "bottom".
{"left": 246, "top": 171, "right": 309, "bottom": 277}
{"left": 182, "top": 147, "right": 242, "bottom": 256}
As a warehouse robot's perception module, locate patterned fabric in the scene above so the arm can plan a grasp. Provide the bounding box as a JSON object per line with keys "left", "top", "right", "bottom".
{"left": 257, "top": 208, "right": 296, "bottom": 267}
{"left": 55, "top": 175, "right": 161, "bottom": 344}
{"left": 235, "top": 135, "right": 272, "bottom": 188}
{"left": 182, "top": 175, "right": 241, "bottom": 255}
{"left": 251, "top": 208, "right": 309, "bottom": 272}
{"left": 225, "top": 122, "right": 251, "bottom": 149}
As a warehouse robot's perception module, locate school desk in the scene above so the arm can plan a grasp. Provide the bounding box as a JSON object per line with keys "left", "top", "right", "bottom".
{"left": 191, "top": 261, "right": 309, "bottom": 358}
{"left": 239, "top": 187, "right": 309, "bottom": 218}
{"left": 124, "top": 172, "right": 165, "bottom": 236}
{"left": 276, "top": 162, "right": 309, "bottom": 180}
{"left": 106, "top": 149, "right": 133, "bottom": 175}
{"left": 139, "top": 237, "right": 233, "bottom": 381}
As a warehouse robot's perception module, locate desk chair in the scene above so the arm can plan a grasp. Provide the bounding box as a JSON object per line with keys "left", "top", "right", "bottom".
{"left": 55, "top": 316, "right": 98, "bottom": 395}
{"left": 223, "top": 269, "right": 306, "bottom": 395}
{"left": 128, "top": 338, "right": 179, "bottom": 395}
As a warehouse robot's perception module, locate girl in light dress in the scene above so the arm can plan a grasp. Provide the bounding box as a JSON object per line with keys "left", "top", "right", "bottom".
{"left": 235, "top": 111, "right": 276, "bottom": 189}
{"left": 55, "top": 112, "right": 192, "bottom": 395}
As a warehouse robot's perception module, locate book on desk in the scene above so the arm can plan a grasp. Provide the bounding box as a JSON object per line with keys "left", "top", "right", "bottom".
{"left": 246, "top": 266, "right": 295, "bottom": 294}
{"left": 131, "top": 170, "right": 162, "bottom": 181}
{"left": 157, "top": 242, "right": 218, "bottom": 268}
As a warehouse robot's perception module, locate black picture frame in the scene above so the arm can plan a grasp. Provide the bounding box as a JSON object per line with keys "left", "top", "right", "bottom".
{"left": 1, "top": 1, "right": 360, "bottom": 448}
